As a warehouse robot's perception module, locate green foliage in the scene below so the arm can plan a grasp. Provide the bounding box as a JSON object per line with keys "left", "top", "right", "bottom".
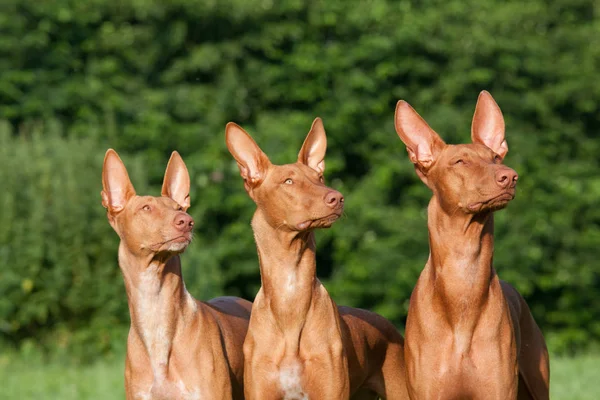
{"left": 0, "top": 0, "right": 598, "bottom": 356}
{"left": 0, "top": 124, "right": 136, "bottom": 356}
{"left": 0, "top": 126, "right": 225, "bottom": 358}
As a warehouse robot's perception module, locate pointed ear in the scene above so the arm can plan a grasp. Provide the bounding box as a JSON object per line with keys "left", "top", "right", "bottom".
{"left": 225, "top": 122, "right": 271, "bottom": 190}
{"left": 394, "top": 100, "right": 445, "bottom": 171}
{"left": 471, "top": 90, "right": 508, "bottom": 160}
{"left": 297, "top": 117, "right": 327, "bottom": 174}
{"left": 161, "top": 151, "right": 191, "bottom": 211}
{"left": 101, "top": 149, "right": 136, "bottom": 213}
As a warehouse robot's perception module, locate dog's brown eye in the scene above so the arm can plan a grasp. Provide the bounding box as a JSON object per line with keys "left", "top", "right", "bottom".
{"left": 494, "top": 155, "right": 502, "bottom": 163}
{"left": 284, "top": 178, "right": 293, "bottom": 185}
{"left": 177, "top": 205, "right": 183, "bottom": 211}
{"left": 142, "top": 205, "right": 151, "bottom": 211}
{"left": 319, "top": 175, "right": 324, "bottom": 183}
{"left": 454, "top": 159, "right": 464, "bottom": 165}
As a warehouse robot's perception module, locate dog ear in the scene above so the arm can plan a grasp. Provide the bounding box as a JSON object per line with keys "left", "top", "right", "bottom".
{"left": 298, "top": 117, "right": 327, "bottom": 174}
{"left": 394, "top": 100, "right": 446, "bottom": 184}
{"left": 471, "top": 90, "right": 508, "bottom": 160}
{"left": 101, "top": 149, "right": 136, "bottom": 214}
{"left": 162, "top": 151, "right": 191, "bottom": 211}
{"left": 225, "top": 122, "right": 271, "bottom": 192}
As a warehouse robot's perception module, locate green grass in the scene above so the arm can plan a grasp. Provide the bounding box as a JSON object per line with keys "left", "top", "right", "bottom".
{"left": 0, "top": 354, "right": 125, "bottom": 400}
{"left": 549, "top": 354, "right": 600, "bottom": 399}
{"left": 0, "top": 353, "right": 598, "bottom": 399}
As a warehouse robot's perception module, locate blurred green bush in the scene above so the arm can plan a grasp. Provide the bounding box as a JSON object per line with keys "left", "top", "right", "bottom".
{"left": 0, "top": 0, "right": 599, "bottom": 357}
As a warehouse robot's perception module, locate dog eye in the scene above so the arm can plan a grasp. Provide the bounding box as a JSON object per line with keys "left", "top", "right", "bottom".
{"left": 284, "top": 178, "right": 293, "bottom": 185}
{"left": 142, "top": 205, "right": 151, "bottom": 211}
{"left": 318, "top": 175, "right": 324, "bottom": 183}
{"left": 454, "top": 159, "right": 464, "bottom": 165}
{"left": 494, "top": 155, "right": 502, "bottom": 163}
{"left": 177, "top": 205, "right": 183, "bottom": 211}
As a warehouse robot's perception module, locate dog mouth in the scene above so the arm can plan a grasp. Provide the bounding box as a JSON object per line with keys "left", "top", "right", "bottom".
{"left": 169, "top": 235, "right": 192, "bottom": 244}
{"left": 296, "top": 211, "right": 343, "bottom": 230}
{"left": 467, "top": 190, "right": 515, "bottom": 213}
{"left": 150, "top": 234, "right": 192, "bottom": 252}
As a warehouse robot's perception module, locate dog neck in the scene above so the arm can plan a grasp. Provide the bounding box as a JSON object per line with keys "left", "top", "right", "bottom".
{"left": 251, "top": 210, "right": 318, "bottom": 323}
{"left": 426, "top": 195, "right": 496, "bottom": 326}
{"left": 118, "top": 244, "right": 199, "bottom": 381}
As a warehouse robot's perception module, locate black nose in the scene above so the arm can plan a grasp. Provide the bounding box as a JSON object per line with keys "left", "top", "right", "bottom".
{"left": 174, "top": 212, "right": 194, "bottom": 233}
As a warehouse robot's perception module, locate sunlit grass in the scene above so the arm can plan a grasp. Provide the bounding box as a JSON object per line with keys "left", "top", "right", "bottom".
{"left": 550, "top": 353, "right": 600, "bottom": 400}
{"left": 0, "top": 352, "right": 598, "bottom": 399}
{"left": 0, "top": 354, "right": 125, "bottom": 400}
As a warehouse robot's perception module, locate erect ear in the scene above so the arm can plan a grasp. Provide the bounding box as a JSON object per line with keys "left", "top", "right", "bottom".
{"left": 101, "top": 149, "right": 136, "bottom": 214}
{"left": 394, "top": 100, "right": 446, "bottom": 172}
{"left": 161, "top": 151, "right": 191, "bottom": 211}
{"left": 297, "top": 117, "right": 327, "bottom": 174}
{"left": 471, "top": 90, "right": 508, "bottom": 160}
{"left": 225, "top": 122, "right": 271, "bottom": 191}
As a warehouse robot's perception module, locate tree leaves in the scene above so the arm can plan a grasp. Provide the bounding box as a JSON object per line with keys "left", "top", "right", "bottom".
{"left": 0, "top": 0, "right": 598, "bottom": 355}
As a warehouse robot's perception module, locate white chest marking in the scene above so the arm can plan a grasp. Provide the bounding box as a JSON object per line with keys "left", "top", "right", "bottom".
{"left": 136, "top": 392, "right": 151, "bottom": 400}
{"left": 279, "top": 364, "right": 308, "bottom": 400}
{"left": 136, "top": 381, "right": 202, "bottom": 400}
{"left": 286, "top": 273, "right": 296, "bottom": 292}
{"left": 177, "top": 380, "right": 202, "bottom": 400}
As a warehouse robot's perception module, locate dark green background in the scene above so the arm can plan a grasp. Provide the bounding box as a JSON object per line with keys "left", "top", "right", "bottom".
{"left": 1, "top": 0, "right": 598, "bottom": 360}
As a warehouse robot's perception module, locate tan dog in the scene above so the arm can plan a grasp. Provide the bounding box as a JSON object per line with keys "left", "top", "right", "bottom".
{"left": 394, "top": 92, "right": 550, "bottom": 399}
{"left": 101, "top": 149, "right": 252, "bottom": 400}
{"left": 226, "top": 119, "right": 409, "bottom": 400}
